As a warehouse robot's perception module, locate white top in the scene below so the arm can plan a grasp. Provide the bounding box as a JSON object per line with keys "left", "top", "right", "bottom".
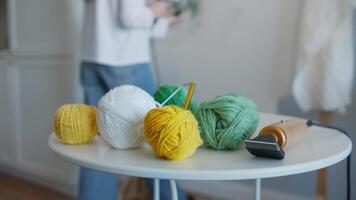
{"left": 48, "top": 113, "right": 352, "bottom": 180}
{"left": 81, "top": 0, "right": 169, "bottom": 66}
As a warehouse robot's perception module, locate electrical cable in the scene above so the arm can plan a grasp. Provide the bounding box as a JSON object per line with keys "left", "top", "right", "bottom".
{"left": 306, "top": 120, "right": 351, "bottom": 200}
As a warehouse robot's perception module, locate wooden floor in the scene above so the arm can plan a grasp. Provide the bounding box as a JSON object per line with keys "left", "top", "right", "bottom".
{"left": 0, "top": 174, "right": 219, "bottom": 200}
{"left": 0, "top": 174, "right": 73, "bottom": 200}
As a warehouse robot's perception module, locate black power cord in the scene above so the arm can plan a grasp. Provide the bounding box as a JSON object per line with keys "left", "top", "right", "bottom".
{"left": 307, "top": 120, "right": 351, "bottom": 200}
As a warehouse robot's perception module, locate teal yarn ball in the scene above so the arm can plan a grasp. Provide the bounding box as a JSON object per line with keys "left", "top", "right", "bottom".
{"left": 154, "top": 84, "right": 197, "bottom": 111}
{"left": 195, "top": 93, "right": 259, "bottom": 150}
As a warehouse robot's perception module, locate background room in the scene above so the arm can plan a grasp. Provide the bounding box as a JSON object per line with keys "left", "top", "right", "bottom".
{"left": 0, "top": 0, "right": 354, "bottom": 200}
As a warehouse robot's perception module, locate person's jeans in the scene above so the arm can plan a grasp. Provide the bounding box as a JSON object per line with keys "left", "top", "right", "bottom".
{"left": 79, "top": 62, "right": 188, "bottom": 200}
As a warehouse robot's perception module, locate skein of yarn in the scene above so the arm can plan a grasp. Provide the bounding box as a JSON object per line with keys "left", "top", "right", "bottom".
{"left": 154, "top": 84, "right": 197, "bottom": 111}
{"left": 144, "top": 105, "right": 202, "bottom": 160}
{"left": 97, "top": 85, "right": 157, "bottom": 149}
{"left": 195, "top": 93, "right": 259, "bottom": 150}
{"left": 53, "top": 104, "right": 98, "bottom": 144}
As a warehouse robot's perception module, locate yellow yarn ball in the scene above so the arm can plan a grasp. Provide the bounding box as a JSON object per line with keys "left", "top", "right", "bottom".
{"left": 53, "top": 104, "right": 98, "bottom": 144}
{"left": 144, "top": 105, "right": 202, "bottom": 160}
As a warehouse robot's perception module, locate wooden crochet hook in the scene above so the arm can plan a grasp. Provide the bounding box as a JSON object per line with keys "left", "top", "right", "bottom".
{"left": 183, "top": 82, "right": 196, "bottom": 110}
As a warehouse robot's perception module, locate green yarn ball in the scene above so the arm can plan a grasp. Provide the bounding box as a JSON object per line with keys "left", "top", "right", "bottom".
{"left": 195, "top": 93, "right": 259, "bottom": 150}
{"left": 154, "top": 84, "right": 197, "bottom": 111}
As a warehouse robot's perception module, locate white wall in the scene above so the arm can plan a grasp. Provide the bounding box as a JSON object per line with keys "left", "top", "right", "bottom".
{"left": 155, "top": 2, "right": 354, "bottom": 199}
{"left": 0, "top": 0, "right": 78, "bottom": 195}
{"left": 155, "top": 0, "right": 302, "bottom": 112}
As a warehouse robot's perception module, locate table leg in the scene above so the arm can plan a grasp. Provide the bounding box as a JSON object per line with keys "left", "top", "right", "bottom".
{"left": 154, "top": 179, "right": 160, "bottom": 200}
{"left": 169, "top": 179, "right": 178, "bottom": 200}
{"left": 255, "top": 178, "right": 261, "bottom": 200}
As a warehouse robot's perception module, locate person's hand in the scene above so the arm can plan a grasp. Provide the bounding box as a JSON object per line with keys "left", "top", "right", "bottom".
{"left": 150, "top": 1, "right": 168, "bottom": 18}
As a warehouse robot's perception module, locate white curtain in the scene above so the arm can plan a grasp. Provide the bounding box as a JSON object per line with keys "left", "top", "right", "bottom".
{"left": 293, "top": 0, "right": 354, "bottom": 112}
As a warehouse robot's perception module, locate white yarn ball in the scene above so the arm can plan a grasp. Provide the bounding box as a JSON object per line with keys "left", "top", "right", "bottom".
{"left": 97, "top": 85, "right": 157, "bottom": 149}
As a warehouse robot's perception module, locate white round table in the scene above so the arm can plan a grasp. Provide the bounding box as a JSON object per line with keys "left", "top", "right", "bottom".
{"left": 49, "top": 113, "right": 352, "bottom": 200}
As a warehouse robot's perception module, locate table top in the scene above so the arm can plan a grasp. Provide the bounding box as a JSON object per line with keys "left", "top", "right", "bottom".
{"left": 49, "top": 113, "right": 352, "bottom": 180}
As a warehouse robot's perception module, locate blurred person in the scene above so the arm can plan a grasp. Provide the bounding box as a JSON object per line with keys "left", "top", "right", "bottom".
{"left": 79, "top": 0, "right": 187, "bottom": 200}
